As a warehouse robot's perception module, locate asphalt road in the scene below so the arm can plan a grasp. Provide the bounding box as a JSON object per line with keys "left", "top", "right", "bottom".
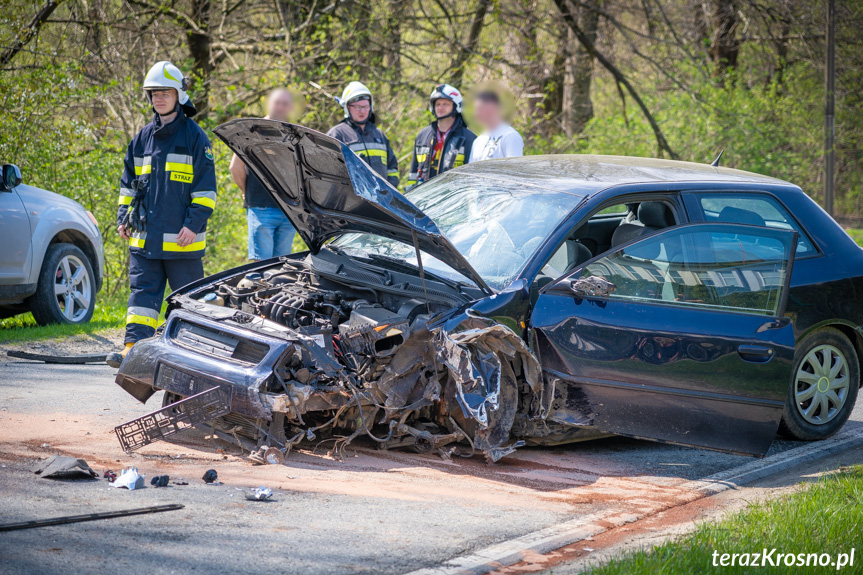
{"left": 0, "top": 358, "right": 861, "bottom": 575}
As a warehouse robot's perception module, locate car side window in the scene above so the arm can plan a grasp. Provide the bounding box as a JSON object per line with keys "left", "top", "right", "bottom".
{"left": 696, "top": 193, "right": 816, "bottom": 256}
{"left": 572, "top": 224, "right": 795, "bottom": 316}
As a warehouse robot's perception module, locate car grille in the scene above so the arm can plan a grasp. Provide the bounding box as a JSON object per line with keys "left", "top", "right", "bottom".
{"left": 171, "top": 320, "right": 270, "bottom": 365}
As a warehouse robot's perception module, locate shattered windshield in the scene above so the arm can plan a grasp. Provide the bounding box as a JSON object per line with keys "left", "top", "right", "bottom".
{"left": 332, "top": 174, "right": 582, "bottom": 290}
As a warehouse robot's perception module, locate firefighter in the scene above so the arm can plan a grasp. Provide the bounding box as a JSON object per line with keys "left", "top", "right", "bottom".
{"left": 406, "top": 84, "right": 476, "bottom": 190}
{"left": 326, "top": 82, "right": 399, "bottom": 186}
{"left": 106, "top": 61, "right": 217, "bottom": 368}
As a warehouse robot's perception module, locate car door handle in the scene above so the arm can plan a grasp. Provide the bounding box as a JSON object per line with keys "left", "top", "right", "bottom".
{"left": 738, "top": 345, "right": 774, "bottom": 363}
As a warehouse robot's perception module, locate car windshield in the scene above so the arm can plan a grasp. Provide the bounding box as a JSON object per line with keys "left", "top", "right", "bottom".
{"left": 331, "top": 174, "right": 582, "bottom": 290}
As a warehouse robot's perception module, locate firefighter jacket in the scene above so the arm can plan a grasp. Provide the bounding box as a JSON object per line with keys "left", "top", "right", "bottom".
{"left": 327, "top": 120, "right": 399, "bottom": 187}
{"left": 406, "top": 116, "right": 476, "bottom": 191}
{"left": 117, "top": 110, "right": 217, "bottom": 259}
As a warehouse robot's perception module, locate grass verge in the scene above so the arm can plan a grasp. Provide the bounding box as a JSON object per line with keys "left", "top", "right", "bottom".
{"left": 582, "top": 465, "right": 863, "bottom": 574}
{"left": 0, "top": 299, "right": 127, "bottom": 344}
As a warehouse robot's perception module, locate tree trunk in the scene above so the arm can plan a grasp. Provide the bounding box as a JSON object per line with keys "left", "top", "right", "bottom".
{"left": 562, "top": 0, "right": 599, "bottom": 137}
{"left": 187, "top": 0, "right": 212, "bottom": 119}
{"left": 711, "top": 0, "right": 739, "bottom": 78}
{"left": 383, "top": 0, "right": 407, "bottom": 86}
{"left": 450, "top": 0, "right": 493, "bottom": 87}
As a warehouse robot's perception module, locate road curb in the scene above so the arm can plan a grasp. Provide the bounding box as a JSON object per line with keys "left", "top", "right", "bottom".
{"left": 403, "top": 427, "right": 863, "bottom": 575}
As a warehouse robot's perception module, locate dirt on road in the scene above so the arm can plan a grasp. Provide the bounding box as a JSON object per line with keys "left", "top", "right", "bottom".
{"left": 2, "top": 340, "right": 862, "bottom": 575}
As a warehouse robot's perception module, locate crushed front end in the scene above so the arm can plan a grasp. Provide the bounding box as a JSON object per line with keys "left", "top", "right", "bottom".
{"left": 114, "top": 249, "right": 593, "bottom": 462}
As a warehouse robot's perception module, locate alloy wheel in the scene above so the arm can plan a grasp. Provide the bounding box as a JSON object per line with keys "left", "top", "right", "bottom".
{"left": 794, "top": 344, "right": 850, "bottom": 425}
{"left": 53, "top": 254, "right": 92, "bottom": 322}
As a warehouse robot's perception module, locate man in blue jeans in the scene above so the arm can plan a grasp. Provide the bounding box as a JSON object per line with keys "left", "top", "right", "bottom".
{"left": 229, "top": 88, "right": 296, "bottom": 260}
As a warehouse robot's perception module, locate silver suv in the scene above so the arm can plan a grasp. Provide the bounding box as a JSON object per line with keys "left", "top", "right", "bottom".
{"left": 0, "top": 164, "right": 104, "bottom": 325}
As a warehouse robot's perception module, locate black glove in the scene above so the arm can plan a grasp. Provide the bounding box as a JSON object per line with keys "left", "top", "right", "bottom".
{"left": 123, "top": 177, "right": 149, "bottom": 234}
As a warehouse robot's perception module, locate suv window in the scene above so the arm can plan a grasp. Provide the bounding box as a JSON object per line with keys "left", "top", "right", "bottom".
{"left": 696, "top": 193, "right": 816, "bottom": 256}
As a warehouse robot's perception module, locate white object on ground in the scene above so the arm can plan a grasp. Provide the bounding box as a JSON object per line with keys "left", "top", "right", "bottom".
{"left": 112, "top": 467, "right": 145, "bottom": 490}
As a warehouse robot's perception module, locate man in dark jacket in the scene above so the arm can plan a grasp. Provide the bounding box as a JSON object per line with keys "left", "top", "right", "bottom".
{"left": 327, "top": 82, "right": 399, "bottom": 187}
{"left": 106, "top": 61, "right": 217, "bottom": 367}
{"left": 406, "top": 84, "right": 476, "bottom": 191}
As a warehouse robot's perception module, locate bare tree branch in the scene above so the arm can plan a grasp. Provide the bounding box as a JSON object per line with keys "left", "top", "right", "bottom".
{"left": 1, "top": 0, "right": 65, "bottom": 67}
{"left": 552, "top": 0, "right": 678, "bottom": 159}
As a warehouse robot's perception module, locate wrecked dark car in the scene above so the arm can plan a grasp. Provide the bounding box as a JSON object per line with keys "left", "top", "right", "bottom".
{"left": 113, "top": 120, "right": 863, "bottom": 463}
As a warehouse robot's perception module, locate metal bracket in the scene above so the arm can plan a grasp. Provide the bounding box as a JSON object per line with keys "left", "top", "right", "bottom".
{"left": 114, "top": 387, "right": 231, "bottom": 452}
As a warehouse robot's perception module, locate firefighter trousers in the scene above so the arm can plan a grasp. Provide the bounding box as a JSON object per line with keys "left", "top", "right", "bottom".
{"left": 124, "top": 253, "right": 204, "bottom": 344}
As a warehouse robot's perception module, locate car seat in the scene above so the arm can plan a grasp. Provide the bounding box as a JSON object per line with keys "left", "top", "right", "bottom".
{"left": 716, "top": 206, "right": 767, "bottom": 227}
{"left": 610, "top": 202, "right": 675, "bottom": 248}
{"left": 565, "top": 223, "right": 593, "bottom": 272}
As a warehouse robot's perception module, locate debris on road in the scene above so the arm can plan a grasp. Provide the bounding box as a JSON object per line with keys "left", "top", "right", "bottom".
{"left": 239, "top": 486, "right": 273, "bottom": 501}
{"left": 6, "top": 350, "right": 110, "bottom": 364}
{"left": 202, "top": 469, "right": 218, "bottom": 484}
{"left": 32, "top": 455, "right": 98, "bottom": 479}
{"left": 0, "top": 504, "right": 185, "bottom": 532}
{"left": 113, "top": 387, "right": 231, "bottom": 452}
{"left": 104, "top": 470, "right": 117, "bottom": 482}
{"left": 150, "top": 475, "right": 169, "bottom": 487}
{"left": 112, "top": 467, "right": 145, "bottom": 490}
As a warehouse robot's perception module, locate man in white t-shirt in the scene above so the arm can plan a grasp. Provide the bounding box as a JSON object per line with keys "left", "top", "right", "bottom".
{"left": 469, "top": 89, "right": 524, "bottom": 162}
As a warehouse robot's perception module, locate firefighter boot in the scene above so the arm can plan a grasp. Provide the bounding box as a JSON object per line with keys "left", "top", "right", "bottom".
{"left": 106, "top": 342, "right": 134, "bottom": 368}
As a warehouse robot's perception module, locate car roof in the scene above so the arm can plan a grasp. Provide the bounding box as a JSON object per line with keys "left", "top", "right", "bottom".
{"left": 454, "top": 154, "right": 791, "bottom": 196}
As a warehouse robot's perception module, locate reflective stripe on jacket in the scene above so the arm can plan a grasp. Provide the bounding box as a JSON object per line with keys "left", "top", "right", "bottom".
{"left": 116, "top": 110, "right": 217, "bottom": 259}
{"left": 327, "top": 120, "right": 399, "bottom": 187}
{"left": 406, "top": 116, "right": 476, "bottom": 191}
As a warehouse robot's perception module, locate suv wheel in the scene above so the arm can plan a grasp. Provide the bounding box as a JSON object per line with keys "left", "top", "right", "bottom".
{"left": 29, "top": 243, "right": 96, "bottom": 326}
{"left": 779, "top": 327, "right": 860, "bottom": 441}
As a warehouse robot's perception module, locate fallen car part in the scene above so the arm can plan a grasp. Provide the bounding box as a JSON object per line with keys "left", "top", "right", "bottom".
{"left": 150, "top": 475, "right": 169, "bottom": 488}
{"left": 202, "top": 469, "right": 218, "bottom": 483}
{"left": 114, "top": 387, "right": 231, "bottom": 452}
{"left": 0, "top": 504, "right": 184, "bottom": 532}
{"left": 32, "top": 455, "right": 97, "bottom": 479}
{"left": 6, "top": 350, "right": 109, "bottom": 364}
{"left": 112, "top": 467, "right": 144, "bottom": 490}
{"left": 239, "top": 486, "right": 273, "bottom": 501}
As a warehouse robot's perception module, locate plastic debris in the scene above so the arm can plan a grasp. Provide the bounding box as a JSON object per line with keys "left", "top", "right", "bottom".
{"left": 32, "top": 455, "right": 97, "bottom": 479}
{"left": 112, "top": 467, "right": 145, "bottom": 490}
{"left": 202, "top": 469, "right": 218, "bottom": 484}
{"left": 172, "top": 478, "right": 188, "bottom": 486}
{"left": 104, "top": 470, "right": 117, "bottom": 482}
{"left": 150, "top": 475, "right": 169, "bottom": 488}
{"left": 238, "top": 486, "right": 273, "bottom": 501}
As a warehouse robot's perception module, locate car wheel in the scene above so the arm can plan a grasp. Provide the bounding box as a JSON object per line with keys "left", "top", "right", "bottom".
{"left": 779, "top": 328, "right": 859, "bottom": 441}
{"left": 28, "top": 243, "right": 96, "bottom": 326}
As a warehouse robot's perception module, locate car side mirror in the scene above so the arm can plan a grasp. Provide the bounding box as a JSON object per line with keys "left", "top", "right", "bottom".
{"left": 1, "top": 164, "right": 22, "bottom": 191}
{"left": 569, "top": 276, "right": 616, "bottom": 298}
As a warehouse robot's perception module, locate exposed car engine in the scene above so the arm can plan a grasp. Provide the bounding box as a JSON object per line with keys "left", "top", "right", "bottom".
{"left": 113, "top": 249, "right": 567, "bottom": 464}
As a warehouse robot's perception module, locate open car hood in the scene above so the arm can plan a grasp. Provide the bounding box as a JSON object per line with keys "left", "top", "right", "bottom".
{"left": 214, "top": 119, "right": 491, "bottom": 294}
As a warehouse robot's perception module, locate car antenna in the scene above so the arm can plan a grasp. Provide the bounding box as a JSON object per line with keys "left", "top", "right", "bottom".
{"left": 710, "top": 150, "right": 724, "bottom": 167}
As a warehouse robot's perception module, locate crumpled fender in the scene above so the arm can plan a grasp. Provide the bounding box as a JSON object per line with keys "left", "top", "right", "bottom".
{"left": 375, "top": 316, "right": 549, "bottom": 460}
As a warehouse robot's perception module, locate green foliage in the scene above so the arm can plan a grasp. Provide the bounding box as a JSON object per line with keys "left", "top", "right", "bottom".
{"left": 2, "top": 0, "right": 862, "bottom": 332}
{"left": 584, "top": 465, "right": 863, "bottom": 575}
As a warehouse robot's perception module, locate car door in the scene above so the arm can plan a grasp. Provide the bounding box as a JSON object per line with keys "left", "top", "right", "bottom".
{"left": 531, "top": 222, "right": 797, "bottom": 456}
{"left": 0, "top": 188, "right": 32, "bottom": 284}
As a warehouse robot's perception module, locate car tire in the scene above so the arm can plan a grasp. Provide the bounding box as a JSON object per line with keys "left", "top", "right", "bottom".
{"left": 779, "top": 328, "right": 860, "bottom": 441}
{"left": 28, "top": 243, "right": 96, "bottom": 326}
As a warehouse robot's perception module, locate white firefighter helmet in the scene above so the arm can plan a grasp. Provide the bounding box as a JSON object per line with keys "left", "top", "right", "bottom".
{"left": 143, "top": 61, "right": 196, "bottom": 117}
{"left": 340, "top": 81, "right": 374, "bottom": 120}
{"left": 429, "top": 84, "right": 463, "bottom": 118}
